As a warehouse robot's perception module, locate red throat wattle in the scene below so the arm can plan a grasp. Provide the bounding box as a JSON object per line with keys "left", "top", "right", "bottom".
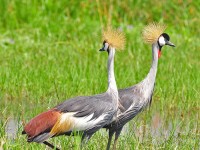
{"left": 158, "top": 50, "right": 161, "bottom": 58}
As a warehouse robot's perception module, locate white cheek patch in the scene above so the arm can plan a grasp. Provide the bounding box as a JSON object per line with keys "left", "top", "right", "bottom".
{"left": 104, "top": 43, "right": 109, "bottom": 50}
{"left": 158, "top": 36, "right": 165, "bottom": 46}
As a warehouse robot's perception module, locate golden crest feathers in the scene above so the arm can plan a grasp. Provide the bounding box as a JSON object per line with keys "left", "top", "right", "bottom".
{"left": 102, "top": 27, "right": 126, "bottom": 50}
{"left": 142, "top": 22, "right": 167, "bottom": 44}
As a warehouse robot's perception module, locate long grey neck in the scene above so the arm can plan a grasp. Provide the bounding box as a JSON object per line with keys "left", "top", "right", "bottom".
{"left": 147, "top": 43, "right": 159, "bottom": 81}
{"left": 107, "top": 47, "right": 118, "bottom": 94}
{"left": 141, "top": 43, "right": 159, "bottom": 98}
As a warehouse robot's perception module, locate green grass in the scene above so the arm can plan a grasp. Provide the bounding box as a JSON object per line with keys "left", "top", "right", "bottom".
{"left": 0, "top": 0, "right": 199, "bottom": 149}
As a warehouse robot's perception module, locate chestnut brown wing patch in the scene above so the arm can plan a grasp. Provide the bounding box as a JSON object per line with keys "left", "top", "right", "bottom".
{"left": 23, "top": 109, "right": 61, "bottom": 139}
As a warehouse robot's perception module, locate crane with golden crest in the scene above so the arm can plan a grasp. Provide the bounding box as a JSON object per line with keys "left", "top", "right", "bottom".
{"left": 22, "top": 28, "right": 126, "bottom": 149}
{"left": 105, "top": 23, "right": 175, "bottom": 150}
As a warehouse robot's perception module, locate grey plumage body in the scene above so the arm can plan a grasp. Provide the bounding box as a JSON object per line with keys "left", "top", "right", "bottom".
{"left": 105, "top": 43, "right": 159, "bottom": 150}
{"left": 56, "top": 91, "right": 118, "bottom": 139}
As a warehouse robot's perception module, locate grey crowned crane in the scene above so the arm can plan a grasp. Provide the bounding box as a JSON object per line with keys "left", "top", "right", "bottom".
{"left": 22, "top": 28, "right": 126, "bottom": 149}
{"left": 105, "top": 23, "right": 175, "bottom": 150}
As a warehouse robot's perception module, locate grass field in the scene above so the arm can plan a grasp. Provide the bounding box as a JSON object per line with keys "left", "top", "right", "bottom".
{"left": 0, "top": 0, "right": 199, "bottom": 149}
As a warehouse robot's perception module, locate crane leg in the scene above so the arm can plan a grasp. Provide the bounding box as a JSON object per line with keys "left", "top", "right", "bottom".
{"left": 106, "top": 130, "right": 114, "bottom": 150}
{"left": 113, "top": 127, "right": 122, "bottom": 150}
{"left": 43, "top": 141, "right": 60, "bottom": 150}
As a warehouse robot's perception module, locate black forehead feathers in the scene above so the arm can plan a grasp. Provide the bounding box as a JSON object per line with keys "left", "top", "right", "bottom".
{"left": 161, "top": 33, "right": 170, "bottom": 41}
{"left": 103, "top": 40, "right": 107, "bottom": 45}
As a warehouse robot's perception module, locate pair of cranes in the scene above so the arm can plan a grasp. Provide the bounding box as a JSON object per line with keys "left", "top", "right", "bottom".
{"left": 22, "top": 23, "right": 175, "bottom": 149}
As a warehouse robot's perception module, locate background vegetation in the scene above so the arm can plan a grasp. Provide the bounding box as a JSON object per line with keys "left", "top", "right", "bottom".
{"left": 0, "top": 0, "right": 199, "bottom": 149}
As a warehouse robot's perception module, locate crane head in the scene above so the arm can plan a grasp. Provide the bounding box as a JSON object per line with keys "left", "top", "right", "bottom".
{"left": 157, "top": 33, "right": 175, "bottom": 58}
{"left": 99, "top": 27, "right": 126, "bottom": 52}
{"left": 142, "top": 22, "right": 175, "bottom": 58}
{"left": 158, "top": 33, "right": 175, "bottom": 47}
{"left": 99, "top": 41, "right": 109, "bottom": 52}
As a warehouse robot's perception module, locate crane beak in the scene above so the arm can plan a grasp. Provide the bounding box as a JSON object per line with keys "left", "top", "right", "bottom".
{"left": 99, "top": 47, "right": 105, "bottom": 51}
{"left": 166, "top": 41, "right": 175, "bottom": 47}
